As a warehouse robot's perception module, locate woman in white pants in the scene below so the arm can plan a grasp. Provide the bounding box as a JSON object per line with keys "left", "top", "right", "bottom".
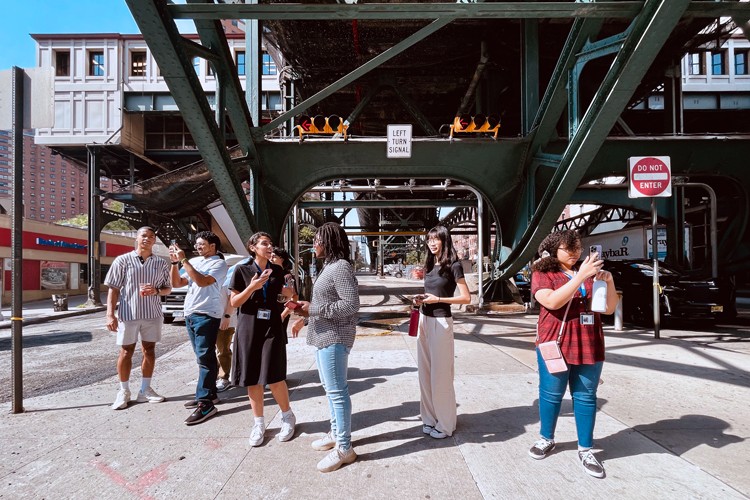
{"left": 415, "top": 225, "right": 471, "bottom": 439}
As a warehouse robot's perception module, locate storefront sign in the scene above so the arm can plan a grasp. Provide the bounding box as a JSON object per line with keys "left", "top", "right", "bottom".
{"left": 36, "top": 237, "right": 86, "bottom": 250}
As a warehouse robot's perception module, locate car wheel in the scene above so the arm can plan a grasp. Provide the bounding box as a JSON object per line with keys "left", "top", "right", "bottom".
{"left": 395, "top": 272, "right": 403, "bottom": 278}
{"left": 164, "top": 316, "right": 175, "bottom": 324}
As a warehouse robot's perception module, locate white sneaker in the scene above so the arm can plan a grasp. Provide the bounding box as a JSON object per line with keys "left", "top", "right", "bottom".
{"left": 422, "top": 424, "right": 434, "bottom": 435}
{"left": 317, "top": 446, "right": 357, "bottom": 473}
{"left": 311, "top": 431, "right": 336, "bottom": 451}
{"left": 216, "top": 378, "right": 232, "bottom": 392}
{"left": 277, "top": 412, "right": 296, "bottom": 442}
{"left": 112, "top": 389, "right": 130, "bottom": 410}
{"left": 429, "top": 428, "right": 448, "bottom": 439}
{"left": 136, "top": 387, "right": 165, "bottom": 403}
{"left": 248, "top": 422, "right": 266, "bottom": 447}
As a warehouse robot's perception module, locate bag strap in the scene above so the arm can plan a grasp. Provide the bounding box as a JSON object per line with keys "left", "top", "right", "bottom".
{"left": 556, "top": 300, "right": 573, "bottom": 345}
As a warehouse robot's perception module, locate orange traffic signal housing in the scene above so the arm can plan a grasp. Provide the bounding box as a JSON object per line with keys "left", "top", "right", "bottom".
{"left": 449, "top": 113, "right": 500, "bottom": 139}
{"left": 295, "top": 114, "right": 348, "bottom": 141}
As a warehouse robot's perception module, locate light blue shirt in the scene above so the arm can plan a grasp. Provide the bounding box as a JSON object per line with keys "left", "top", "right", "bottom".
{"left": 183, "top": 255, "right": 228, "bottom": 319}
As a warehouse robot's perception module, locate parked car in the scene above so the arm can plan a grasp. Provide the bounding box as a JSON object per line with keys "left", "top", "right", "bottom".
{"left": 604, "top": 259, "right": 736, "bottom": 325}
{"left": 162, "top": 254, "right": 248, "bottom": 324}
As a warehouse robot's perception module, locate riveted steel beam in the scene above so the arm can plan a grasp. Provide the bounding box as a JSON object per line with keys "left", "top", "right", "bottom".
{"left": 169, "top": 2, "right": 748, "bottom": 21}
{"left": 298, "top": 200, "right": 475, "bottom": 209}
{"left": 261, "top": 17, "right": 454, "bottom": 134}
{"left": 125, "top": 0, "right": 257, "bottom": 241}
{"left": 501, "top": 0, "right": 692, "bottom": 278}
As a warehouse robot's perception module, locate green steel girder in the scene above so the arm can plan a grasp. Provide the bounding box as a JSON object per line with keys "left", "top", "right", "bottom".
{"left": 501, "top": 0, "right": 692, "bottom": 279}
{"left": 262, "top": 17, "right": 454, "bottom": 134}
{"left": 168, "top": 2, "right": 749, "bottom": 21}
{"left": 125, "top": 0, "right": 257, "bottom": 242}
{"left": 299, "top": 200, "right": 476, "bottom": 209}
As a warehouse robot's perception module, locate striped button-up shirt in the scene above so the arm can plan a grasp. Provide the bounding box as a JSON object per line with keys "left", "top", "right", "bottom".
{"left": 104, "top": 251, "right": 171, "bottom": 322}
{"left": 307, "top": 259, "right": 360, "bottom": 349}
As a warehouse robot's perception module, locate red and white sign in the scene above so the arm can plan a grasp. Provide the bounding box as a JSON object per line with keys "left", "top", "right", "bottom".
{"left": 628, "top": 156, "right": 672, "bottom": 198}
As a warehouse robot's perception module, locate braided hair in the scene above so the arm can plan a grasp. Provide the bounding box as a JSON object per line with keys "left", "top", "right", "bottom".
{"left": 315, "top": 222, "right": 351, "bottom": 264}
{"left": 532, "top": 229, "right": 581, "bottom": 273}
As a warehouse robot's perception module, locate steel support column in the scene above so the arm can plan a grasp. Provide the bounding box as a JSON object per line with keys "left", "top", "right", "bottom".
{"left": 86, "top": 145, "right": 103, "bottom": 307}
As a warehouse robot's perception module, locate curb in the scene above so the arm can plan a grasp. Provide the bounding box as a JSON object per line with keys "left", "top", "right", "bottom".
{"left": 0, "top": 306, "right": 106, "bottom": 330}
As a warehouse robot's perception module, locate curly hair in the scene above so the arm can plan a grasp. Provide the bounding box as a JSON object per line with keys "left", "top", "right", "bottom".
{"left": 424, "top": 225, "right": 458, "bottom": 275}
{"left": 195, "top": 230, "right": 221, "bottom": 253}
{"left": 531, "top": 229, "right": 582, "bottom": 273}
{"left": 315, "top": 222, "right": 351, "bottom": 264}
{"left": 245, "top": 231, "right": 272, "bottom": 258}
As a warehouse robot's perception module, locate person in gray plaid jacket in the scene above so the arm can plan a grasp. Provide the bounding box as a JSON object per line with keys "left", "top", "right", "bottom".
{"left": 297, "top": 222, "right": 360, "bottom": 473}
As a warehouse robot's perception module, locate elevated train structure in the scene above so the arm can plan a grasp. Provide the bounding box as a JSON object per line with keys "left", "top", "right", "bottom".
{"left": 36, "top": 1, "right": 750, "bottom": 304}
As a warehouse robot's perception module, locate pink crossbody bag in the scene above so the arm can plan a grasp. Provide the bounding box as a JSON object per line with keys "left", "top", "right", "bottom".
{"left": 537, "top": 300, "right": 572, "bottom": 374}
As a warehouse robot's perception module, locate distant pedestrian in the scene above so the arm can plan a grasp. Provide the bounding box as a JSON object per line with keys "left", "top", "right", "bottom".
{"left": 230, "top": 233, "right": 296, "bottom": 446}
{"left": 298, "top": 222, "right": 360, "bottom": 473}
{"left": 104, "top": 226, "right": 171, "bottom": 410}
{"left": 528, "top": 229, "right": 617, "bottom": 478}
{"left": 170, "top": 231, "right": 228, "bottom": 425}
{"left": 414, "top": 225, "right": 471, "bottom": 439}
{"left": 271, "top": 247, "right": 299, "bottom": 336}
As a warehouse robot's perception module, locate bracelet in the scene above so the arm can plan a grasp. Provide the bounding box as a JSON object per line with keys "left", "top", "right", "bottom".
{"left": 180, "top": 258, "right": 188, "bottom": 265}
{"left": 223, "top": 314, "right": 231, "bottom": 319}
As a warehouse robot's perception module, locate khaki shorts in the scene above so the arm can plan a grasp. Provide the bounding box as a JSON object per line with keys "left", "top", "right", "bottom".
{"left": 117, "top": 318, "right": 163, "bottom": 346}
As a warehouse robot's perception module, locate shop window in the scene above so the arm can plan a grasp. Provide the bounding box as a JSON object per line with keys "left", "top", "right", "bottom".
{"left": 41, "top": 261, "right": 70, "bottom": 290}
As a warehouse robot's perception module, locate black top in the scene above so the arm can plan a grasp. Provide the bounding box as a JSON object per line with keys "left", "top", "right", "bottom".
{"left": 230, "top": 261, "right": 285, "bottom": 316}
{"left": 422, "top": 260, "right": 465, "bottom": 318}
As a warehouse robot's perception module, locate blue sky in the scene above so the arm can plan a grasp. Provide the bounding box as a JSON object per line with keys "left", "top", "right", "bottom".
{"left": 1, "top": 1, "right": 142, "bottom": 70}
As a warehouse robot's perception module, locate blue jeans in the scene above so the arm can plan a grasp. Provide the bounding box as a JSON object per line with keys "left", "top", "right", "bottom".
{"left": 536, "top": 348, "right": 603, "bottom": 449}
{"left": 316, "top": 343, "right": 352, "bottom": 450}
{"left": 186, "top": 313, "right": 221, "bottom": 402}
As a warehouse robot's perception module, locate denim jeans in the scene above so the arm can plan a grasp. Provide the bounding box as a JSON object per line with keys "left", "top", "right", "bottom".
{"left": 316, "top": 343, "right": 352, "bottom": 450}
{"left": 186, "top": 313, "right": 221, "bottom": 402}
{"left": 536, "top": 348, "right": 603, "bottom": 449}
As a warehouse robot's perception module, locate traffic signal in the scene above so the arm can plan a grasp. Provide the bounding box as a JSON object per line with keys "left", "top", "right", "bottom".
{"left": 449, "top": 113, "right": 500, "bottom": 139}
{"left": 295, "top": 114, "right": 348, "bottom": 141}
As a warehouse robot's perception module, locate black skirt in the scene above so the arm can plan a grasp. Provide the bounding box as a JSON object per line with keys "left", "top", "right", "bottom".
{"left": 231, "top": 312, "right": 287, "bottom": 387}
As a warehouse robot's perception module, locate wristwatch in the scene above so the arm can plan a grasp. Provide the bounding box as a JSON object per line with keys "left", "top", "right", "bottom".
{"left": 223, "top": 314, "right": 231, "bottom": 319}
{"left": 171, "top": 261, "right": 179, "bottom": 266}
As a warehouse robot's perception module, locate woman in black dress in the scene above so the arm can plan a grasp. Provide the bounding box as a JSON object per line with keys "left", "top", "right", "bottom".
{"left": 230, "top": 232, "right": 296, "bottom": 447}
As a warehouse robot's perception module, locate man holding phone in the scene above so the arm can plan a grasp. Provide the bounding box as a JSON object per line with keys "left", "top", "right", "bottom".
{"left": 170, "top": 231, "right": 228, "bottom": 425}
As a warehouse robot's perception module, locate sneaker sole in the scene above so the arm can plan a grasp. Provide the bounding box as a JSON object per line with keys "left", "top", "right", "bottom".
{"left": 184, "top": 407, "right": 218, "bottom": 426}
{"left": 580, "top": 457, "right": 605, "bottom": 478}
{"left": 249, "top": 436, "right": 265, "bottom": 447}
{"left": 528, "top": 443, "right": 555, "bottom": 460}
{"left": 111, "top": 401, "right": 129, "bottom": 410}
{"left": 136, "top": 396, "right": 166, "bottom": 404}
{"left": 318, "top": 450, "right": 357, "bottom": 473}
{"left": 311, "top": 440, "right": 336, "bottom": 451}
{"left": 422, "top": 426, "right": 434, "bottom": 435}
{"left": 277, "top": 429, "right": 295, "bottom": 442}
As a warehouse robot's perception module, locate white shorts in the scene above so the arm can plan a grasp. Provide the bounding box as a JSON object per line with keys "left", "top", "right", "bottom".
{"left": 117, "top": 318, "right": 163, "bottom": 346}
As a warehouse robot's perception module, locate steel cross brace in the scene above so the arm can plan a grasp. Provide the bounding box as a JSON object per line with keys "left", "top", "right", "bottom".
{"left": 500, "top": 0, "right": 692, "bottom": 279}
{"left": 125, "top": 0, "right": 257, "bottom": 242}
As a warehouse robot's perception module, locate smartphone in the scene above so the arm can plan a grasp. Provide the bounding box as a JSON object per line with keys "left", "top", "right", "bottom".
{"left": 590, "top": 245, "right": 603, "bottom": 259}
{"left": 260, "top": 268, "right": 273, "bottom": 278}
{"left": 284, "top": 300, "right": 300, "bottom": 310}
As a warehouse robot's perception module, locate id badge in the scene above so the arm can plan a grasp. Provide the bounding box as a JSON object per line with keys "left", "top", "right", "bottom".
{"left": 580, "top": 313, "right": 595, "bottom": 325}
{"left": 257, "top": 309, "right": 271, "bottom": 320}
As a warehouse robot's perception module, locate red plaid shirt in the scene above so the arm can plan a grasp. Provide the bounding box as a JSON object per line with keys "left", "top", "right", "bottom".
{"left": 531, "top": 270, "right": 605, "bottom": 365}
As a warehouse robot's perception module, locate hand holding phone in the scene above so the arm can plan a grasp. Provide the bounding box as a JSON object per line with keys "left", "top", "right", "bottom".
{"left": 284, "top": 300, "right": 300, "bottom": 310}
{"left": 590, "top": 245, "right": 603, "bottom": 259}
{"left": 260, "top": 268, "right": 272, "bottom": 279}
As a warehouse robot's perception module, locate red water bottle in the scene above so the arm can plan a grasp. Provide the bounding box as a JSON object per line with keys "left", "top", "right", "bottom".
{"left": 408, "top": 306, "right": 420, "bottom": 337}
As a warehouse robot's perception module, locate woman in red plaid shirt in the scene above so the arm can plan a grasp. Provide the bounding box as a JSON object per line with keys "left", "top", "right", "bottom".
{"left": 527, "top": 230, "right": 618, "bottom": 478}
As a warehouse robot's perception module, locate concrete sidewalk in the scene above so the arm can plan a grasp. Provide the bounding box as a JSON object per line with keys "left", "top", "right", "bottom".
{"left": 0, "top": 275, "right": 748, "bottom": 498}
{"left": 0, "top": 292, "right": 106, "bottom": 329}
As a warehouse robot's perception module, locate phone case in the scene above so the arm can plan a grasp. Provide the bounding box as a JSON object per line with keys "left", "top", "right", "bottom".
{"left": 284, "top": 301, "right": 300, "bottom": 310}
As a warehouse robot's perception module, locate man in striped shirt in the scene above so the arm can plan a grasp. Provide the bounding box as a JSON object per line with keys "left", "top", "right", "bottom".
{"left": 105, "top": 226, "right": 172, "bottom": 410}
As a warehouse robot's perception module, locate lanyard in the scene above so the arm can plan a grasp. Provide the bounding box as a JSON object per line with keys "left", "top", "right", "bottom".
{"left": 563, "top": 272, "right": 587, "bottom": 298}
{"left": 254, "top": 261, "right": 270, "bottom": 300}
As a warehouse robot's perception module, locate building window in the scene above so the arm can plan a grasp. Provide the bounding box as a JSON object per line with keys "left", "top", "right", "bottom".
{"left": 736, "top": 51, "right": 748, "bottom": 76}
{"left": 207, "top": 61, "right": 214, "bottom": 77}
{"left": 130, "top": 51, "right": 147, "bottom": 77}
{"left": 711, "top": 50, "right": 726, "bottom": 75}
{"left": 89, "top": 51, "right": 105, "bottom": 76}
{"left": 55, "top": 51, "right": 70, "bottom": 77}
{"left": 193, "top": 57, "right": 200, "bottom": 75}
{"left": 688, "top": 52, "right": 703, "bottom": 75}
{"left": 262, "top": 52, "right": 276, "bottom": 75}
{"left": 236, "top": 51, "right": 245, "bottom": 76}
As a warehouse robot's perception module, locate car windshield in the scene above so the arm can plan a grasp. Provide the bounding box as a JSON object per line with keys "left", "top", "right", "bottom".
{"left": 627, "top": 262, "right": 679, "bottom": 277}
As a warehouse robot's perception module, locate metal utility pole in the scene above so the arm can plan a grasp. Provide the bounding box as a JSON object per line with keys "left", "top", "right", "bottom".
{"left": 11, "top": 67, "right": 24, "bottom": 413}
{"left": 86, "top": 145, "right": 102, "bottom": 306}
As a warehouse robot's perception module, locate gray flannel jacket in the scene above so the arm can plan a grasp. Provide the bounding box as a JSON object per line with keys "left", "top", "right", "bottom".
{"left": 307, "top": 259, "right": 360, "bottom": 349}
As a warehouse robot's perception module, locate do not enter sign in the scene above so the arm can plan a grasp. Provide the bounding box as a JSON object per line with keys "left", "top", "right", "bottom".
{"left": 628, "top": 156, "right": 672, "bottom": 198}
